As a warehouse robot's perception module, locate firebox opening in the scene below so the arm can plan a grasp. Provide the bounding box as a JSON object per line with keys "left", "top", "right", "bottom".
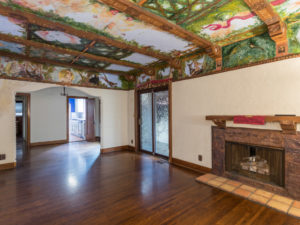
{"left": 225, "top": 142, "right": 285, "bottom": 187}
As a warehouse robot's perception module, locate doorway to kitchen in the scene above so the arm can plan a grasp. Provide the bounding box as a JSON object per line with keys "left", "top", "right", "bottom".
{"left": 68, "top": 97, "right": 87, "bottom": 142}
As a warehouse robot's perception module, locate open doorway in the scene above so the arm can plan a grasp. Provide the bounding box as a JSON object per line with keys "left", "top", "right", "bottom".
{"left": 68, "top": 97, "right": 87, "bottom": 142}
{"left": 15, "top": 93, "right": 30, "bottom": 165}
{"left": 67, "top": 97, "right": 97, "bottom": 143}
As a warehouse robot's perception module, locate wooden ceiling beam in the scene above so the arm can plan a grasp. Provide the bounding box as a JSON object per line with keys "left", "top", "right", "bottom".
{"left": 98, "top": 0, "right": 222, "bottom": 69}
{"left": 0, "top": 33, "right": 142, "bottom": 69}
{"left": 0, "top": 51, "right": 130, "bottom": 76}
{"left": 98, "top": 0, "right": 212, "bottom": 47}
{"left": 243, "top": 0, "right": 288, "bottom": 57}
{"left": 71, "top": 41, "right": 96, "bottom": 64}
{"left": 0, "top": 5, "right": 170, "bottom": 61}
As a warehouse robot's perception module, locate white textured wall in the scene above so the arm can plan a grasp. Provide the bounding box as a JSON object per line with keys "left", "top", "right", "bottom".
{"left": 31, "top": 88, "right": 67, "bottom": 143}
{"left": 172, "top": 57, "right": 300, "bottom": 168}
{"left": 31, "top": 87, "right": 101, "bottom": 143}
{"left": 0, "top": 80, "right": 129, "bottom": 165}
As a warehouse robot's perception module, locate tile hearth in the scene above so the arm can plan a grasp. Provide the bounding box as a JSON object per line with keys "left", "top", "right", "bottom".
{"left": 196, "top": 173, "right": 300, "bottom": 219}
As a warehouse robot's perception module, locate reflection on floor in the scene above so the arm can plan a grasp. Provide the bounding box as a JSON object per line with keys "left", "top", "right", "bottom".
{"left": 2, "top": 142, "right": 298, "bottom": 224}
{"left": 16, "top": 137, "right": 28, "bottom": 168}
{"left": 69, "top": 134, "right": 85, "bottom": 142}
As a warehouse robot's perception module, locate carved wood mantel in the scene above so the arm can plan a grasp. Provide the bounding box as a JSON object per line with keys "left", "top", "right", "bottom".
{"left": 206, "top": 115, "right": 300, "bottom": 134}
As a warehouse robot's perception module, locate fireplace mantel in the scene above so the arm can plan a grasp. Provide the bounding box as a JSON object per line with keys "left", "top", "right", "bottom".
{"left": 206, "top": 115, "right": 300, "bottom": 134}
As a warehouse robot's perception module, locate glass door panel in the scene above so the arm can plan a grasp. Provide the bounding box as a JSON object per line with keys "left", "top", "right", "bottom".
{"left": 154, "top": 91, "right": 169, "bottom": 157}
{"left": 140, "top": 93, "right": 153, "bottom": 152}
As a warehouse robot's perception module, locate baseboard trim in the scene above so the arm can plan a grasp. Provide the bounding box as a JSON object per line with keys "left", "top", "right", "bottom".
{"left": 101, "top": 145, "right": 135, "bottom": 154}
{"left": 0, "top": 162, "right": 16, "bottom": 171}
{"left": 30, "top": 139, "right": 68, "bottom": 147}
{"left": 172, "top": 158, "right": 211, "bottom": 174}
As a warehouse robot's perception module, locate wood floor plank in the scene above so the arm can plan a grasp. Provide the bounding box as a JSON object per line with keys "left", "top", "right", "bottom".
{"left": 0, "top": 142, "right": 299, "bottom": 225}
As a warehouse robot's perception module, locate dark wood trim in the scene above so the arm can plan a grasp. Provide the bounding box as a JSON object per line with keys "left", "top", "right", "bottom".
{"left": 0, "top": 5, "right": 169, "bottom": 61}
{"left": 30, "top": 139, "right": 67, "bottom": 147}
{"left": 0, "top": 33, "right": 142, "bottom": 69}
{"left": 0, "top": 51, "right": 128, "bottom": 76}
{"left": 134, "top": 90, "right": 139, "bottom": 153}
{"left": 95, "top": 136, "right": 101, "bottom": 142}
{"left": 172, "top": 158, "right": 212, "bottom": 174}
{"left": 168, "top": 80, "right": 173, "bottom": 163}
{"left": 101, "top": 145, "right": 135, "bottom": 154}
{"left": 0, "top": 162, "right": 16, "bottom": 171}
{"left": 16, "top": 93, "right": 31, "bottom": 149}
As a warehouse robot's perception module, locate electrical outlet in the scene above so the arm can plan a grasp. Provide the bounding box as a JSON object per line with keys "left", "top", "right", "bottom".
{"left": 198, "top": 155, "right": 202, "bottom": 161}
{"left": 0, "top": 154, "right": 6, "bottom": 160}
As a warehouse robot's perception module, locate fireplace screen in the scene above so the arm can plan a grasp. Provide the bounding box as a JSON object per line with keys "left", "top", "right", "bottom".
{"left": 225, "top": 142, "right": 284, "bottom": 187}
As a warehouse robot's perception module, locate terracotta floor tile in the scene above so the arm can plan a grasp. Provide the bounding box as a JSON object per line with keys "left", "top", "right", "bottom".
{"left": 293, "top": 200, "right": 300, "bottom": 209}
{"left": 226, "top": 180, "right": 242, "bottom": 187}
{"left": 288, "top": 207, "right": 300, "bottom": 218}
{"left": 215, "top": 177, "right": 228, "bottom": 183}
{"left": 220, "top": 184, "right": 236, "bottom": 192}
{"left": 249, "top": 194, "right": 269, "bottom": 205}
{"left": 267, "top": 200, "right": 290, "bottom": 213}
{"left": 272, "top": 195, "right": 293, "bottom": 205}
{"left": 196, "top": 175, "right": 212, "bottom": 183}
{"left": 207, "top": 179, "right": 223, "bottom": 187}
{"left": 240, "top": 184, "right": 256, "bottom": 193}
{"left": 234, "top": 188, "right": 252, "bottom": 198}
{"left": 255, "top": 189, "right": 273, "bottom": 199}
{"left": 202, "top": 173, "right": 217, "bottom": 180}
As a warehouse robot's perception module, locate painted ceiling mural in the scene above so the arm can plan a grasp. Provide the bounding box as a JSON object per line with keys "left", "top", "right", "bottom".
{"left": 0, "top": 56, "right": 134, "bottom": 89}
{"left": 0, "top": 0, "right": 194, "bottom": 54}
{"left": 0, "top": 0, "right": 299, "bottom": 89}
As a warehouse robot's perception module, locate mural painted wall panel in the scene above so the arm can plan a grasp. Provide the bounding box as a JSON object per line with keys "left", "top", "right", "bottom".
{"left": 183, "top": 54, "right": 215, "bottom": 77}
{"left": 0, "top": 56, "right": 133, "bottom": 89}
{"left": 222, "top": 32, "right": 276, "bottom": 68}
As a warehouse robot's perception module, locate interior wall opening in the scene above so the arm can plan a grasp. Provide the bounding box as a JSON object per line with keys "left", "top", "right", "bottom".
{"left": 68, "top": 97, "right": 87, "bottom": 142}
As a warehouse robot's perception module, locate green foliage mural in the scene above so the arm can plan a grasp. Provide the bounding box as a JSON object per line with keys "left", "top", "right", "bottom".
{"left": 222, "top": 32, "right": 276, "bottom": 68}
{"left": 288, "top": 21, "right": 300, "bottom": 53}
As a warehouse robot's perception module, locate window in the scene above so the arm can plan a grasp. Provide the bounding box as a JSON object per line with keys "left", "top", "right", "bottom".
{"left": 15, "top": 102, "right": 23, "bottom": 116}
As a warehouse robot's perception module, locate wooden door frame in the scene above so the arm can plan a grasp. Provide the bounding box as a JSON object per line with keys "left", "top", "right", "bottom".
{"left": 16, "top": 93, "right": 31, "bottom": 149}
{"left": 85, "top": 98, "right": 96, "bottom": 142}
{"left": 66, "top": 96, "right": 88, "bottom": 143}
{"left": 135, "top": 84, "right": 172, "bottom": 161}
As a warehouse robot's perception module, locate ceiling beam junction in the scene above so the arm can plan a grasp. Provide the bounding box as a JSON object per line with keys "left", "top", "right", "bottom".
{"left": 0, "top": 5, "right": 170, "bottom": 61}
{"left": 243, "top": 0, "right": 288, "bottom": 57}
{"left": 97, "top": 0, "right": 222, "bottom": 69}
{"left": 0, "top": 33, "right": 143, "bottom": 69}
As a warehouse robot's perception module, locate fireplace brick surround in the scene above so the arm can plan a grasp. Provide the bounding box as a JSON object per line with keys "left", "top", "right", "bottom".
{"left": 211, "top": 126, "right": 300, "bottom": 200}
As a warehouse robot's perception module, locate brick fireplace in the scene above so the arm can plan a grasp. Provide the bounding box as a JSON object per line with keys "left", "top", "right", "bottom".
{"left": 211, "top": 126, "right": 300, "bottom": 200}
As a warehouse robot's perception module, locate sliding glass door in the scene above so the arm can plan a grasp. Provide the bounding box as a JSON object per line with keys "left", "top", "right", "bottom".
{"left": 140, "top": 93, "right": 153, "bottom": 152}
{"left": 139, "top": 88, "right": 169, "bottom": 157}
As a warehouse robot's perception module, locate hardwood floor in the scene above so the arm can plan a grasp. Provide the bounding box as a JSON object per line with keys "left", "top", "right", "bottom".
{"left": 0, "top": 142, "right": 299, "bottom": 225}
